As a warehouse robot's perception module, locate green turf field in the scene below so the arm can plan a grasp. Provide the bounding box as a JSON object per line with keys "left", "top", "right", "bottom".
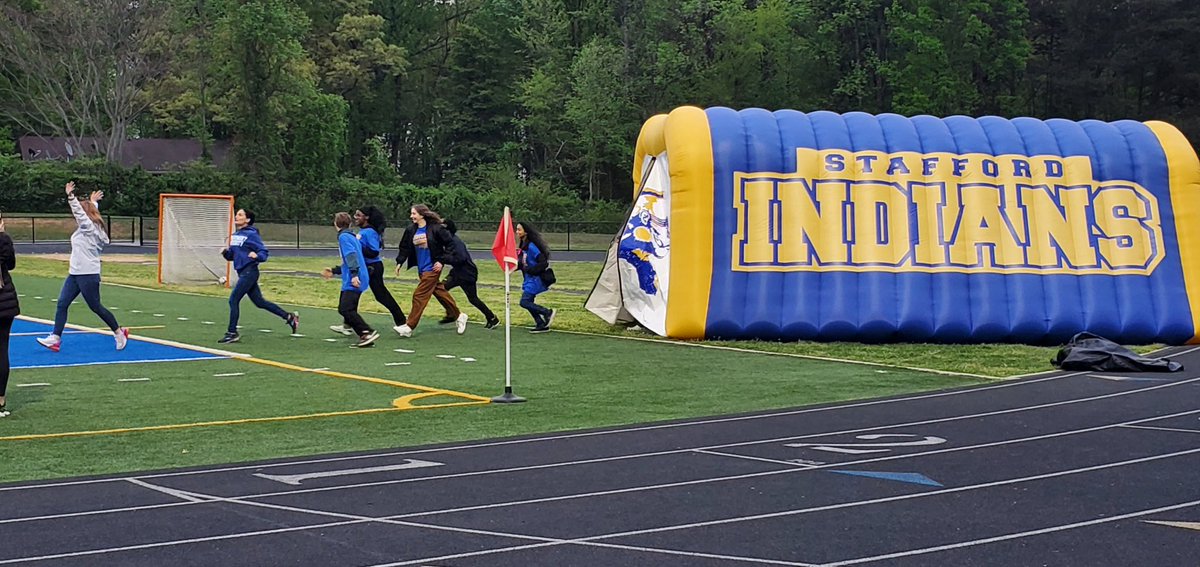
{"left": 0, "top": 254, "right": 1068, "bottom": 483}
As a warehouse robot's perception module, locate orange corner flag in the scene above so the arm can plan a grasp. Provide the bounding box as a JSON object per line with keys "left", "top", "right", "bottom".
{"left": 491, "top": 207, "right": 519, "bottom": 273}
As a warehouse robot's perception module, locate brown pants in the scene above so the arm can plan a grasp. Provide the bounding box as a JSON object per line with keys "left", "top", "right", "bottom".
{"left": 406, "top": 271, "right": 460, "bottom": 329}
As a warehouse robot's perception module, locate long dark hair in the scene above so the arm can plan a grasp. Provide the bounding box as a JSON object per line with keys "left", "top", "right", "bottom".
{"left": 411, "top": 204, "right": 443, "bottom": 225}
{"left": 517, "top": 221, "right": 551, "bottom": 261}
{"left": 360, "top": 205, "right": 387, "bottom": 234}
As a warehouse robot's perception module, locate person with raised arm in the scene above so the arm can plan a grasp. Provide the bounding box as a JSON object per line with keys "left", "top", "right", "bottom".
{"left": 36, "top": 182, "right": 129, "bottom": 352}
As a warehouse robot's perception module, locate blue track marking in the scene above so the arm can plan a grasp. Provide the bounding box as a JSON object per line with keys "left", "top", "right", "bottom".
{"left": 829, "top": 470, "right": 944, "bottom": 487}
{"left": 10, "top": 318, "right": 226, "bottom": 369}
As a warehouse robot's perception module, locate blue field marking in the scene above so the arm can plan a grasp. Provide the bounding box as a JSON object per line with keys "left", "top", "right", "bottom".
{"left": 830, "top": 470, "right": 944, "bottom": 487}
{"left": 10, "top": 318, "right": 227, "bottom": 370}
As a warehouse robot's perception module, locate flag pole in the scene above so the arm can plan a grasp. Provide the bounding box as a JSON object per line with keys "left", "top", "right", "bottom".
{"left": 492, "top": 207, "right": 525, "bottom": 403}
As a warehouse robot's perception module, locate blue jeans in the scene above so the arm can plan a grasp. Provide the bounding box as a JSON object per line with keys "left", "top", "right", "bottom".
{"left": 53, "top": 274, "right": 120, "bottom": 335}
{"left": 520, "top": 291, "right": 551, "bottom": 327}
{"left": 228, "top": 266, "right": 289, "bottom": 333}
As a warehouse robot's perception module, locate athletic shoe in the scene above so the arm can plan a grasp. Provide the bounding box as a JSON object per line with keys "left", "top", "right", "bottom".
{"left": 329, "top": 325, "right": 354, "bottom": 336}
{"left": 393, "top": 324, "right": 413, "bottom": 338}
{"left": 455, "top": 313, "right": 468, "bottom": 335}
{"left": 114, "top": 327, "right": 129, "bottom": 351}
{"left": 355, "top": 330, "right": 380, "bottom": 348}
{"left": 529, "top": 326, "right": 550, "bottom": 334}
{"left": 218, "top": 332, "right": 240, "bottom": 344}
{"left": 485, "top": 316, "right": 500, "bottom": 330}
{"left": 37, "top": 334, "right": 61, "bottom": 352}
{"left": 287, "top": 312, "right": 300, "bottom": 334}
{"left": 438, "top": 316, "right": 456, "bottom": 325}
{"left": 0, "top": 404, "right": 9, "bottom": 418}
{"left": 546, "top": 309, "right": 557, "bottom": 328}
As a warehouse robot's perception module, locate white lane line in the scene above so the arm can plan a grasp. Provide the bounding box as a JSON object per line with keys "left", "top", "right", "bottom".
{"left": 124, "top": 479, "right": 210, "bottom": 504}
{"left": 117, "top": 378, "right": 150, "bottom": 383}
{"left": 435, "top": 355, "right": 456, "bottom": 359}
{"left": 212, "top": 373, "right": 245, "bottom": 378}
{"left": 821, "top": 498, "right": 1200, "bottom": 566}
{"left": 15, "top": 383, "right": 50, "bottom": 388}
{"left": 385, "top": 362, "right": 411, "bottom": 367}
{"left": 393, "top": 348, "right": 414, "bottom": 353}
{"left": 253, "top": 459, "right": 443, "bottom": 485}
{"left": 5, "top": 404, "right": 1200, "bottom": 547}
{"left": 1121, "top": 424, "right": 1200, "bottom": 435}
{"left": 460, "top": 357, "right": 476, "bottom": 362}
{"left": 0, "top": 479, "right": 819, "bottom": 567}
{"left": 693, "top": 449, "right": 819, "bottom": 468}
{"left": 0, "top": 371, "right": 1090, "bottom": 493}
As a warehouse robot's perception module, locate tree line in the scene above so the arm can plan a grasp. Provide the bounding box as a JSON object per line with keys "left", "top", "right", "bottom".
{"left": 1, "top": 0, "right": 1196, "bottom": 218}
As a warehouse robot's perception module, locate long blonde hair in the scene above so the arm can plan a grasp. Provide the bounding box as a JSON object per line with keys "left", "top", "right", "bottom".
{"left": 78, "top": 199, "right": 106, "bottom": 232}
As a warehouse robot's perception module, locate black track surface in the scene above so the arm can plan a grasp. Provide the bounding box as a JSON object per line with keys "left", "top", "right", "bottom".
{"left": 3, "top": 346, "right": 1199, "bottom": 566}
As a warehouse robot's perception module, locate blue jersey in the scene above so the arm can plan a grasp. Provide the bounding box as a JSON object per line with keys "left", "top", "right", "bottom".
{"left": 222, "top": 225, "right": 269, "bottom": 273}
{"left": 521, "top": 242, "right": 549, "bottom": 295}
{"left": 358, "top": 226, "right": 384, "bottom": 265}
{"left": 414, "top": 227, "right": 434, "bottom": 273}
{"left": 337, "top": 229, "right": 369, "bottom": 292}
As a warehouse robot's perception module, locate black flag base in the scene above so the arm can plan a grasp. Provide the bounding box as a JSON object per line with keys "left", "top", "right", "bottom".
{"left": 491, "top": 386, "right": 526, "bottom": 404}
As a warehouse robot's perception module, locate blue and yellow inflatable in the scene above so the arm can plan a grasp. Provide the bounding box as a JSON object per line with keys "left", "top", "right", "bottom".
{"left": 588, "top": 107, "right": 1200, "bottom": 345}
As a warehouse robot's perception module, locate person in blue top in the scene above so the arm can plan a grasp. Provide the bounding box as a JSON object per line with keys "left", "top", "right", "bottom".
{"left": 218, "top": 208, "right": 299, "bottom": 344}
{"left": 323, "top": 212, "right": 378, "bottom": 347}
{"left": 516, "top": 221, "right": 556, "bottom": 333}
{"left": 329, "top": 206, "right": 406, "bottom": 336}
{"left": 392, "top": 204, "right": 465, "bottom": 337}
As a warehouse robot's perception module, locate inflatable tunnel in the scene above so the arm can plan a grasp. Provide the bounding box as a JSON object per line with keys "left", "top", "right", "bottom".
{"left": 586, "top": 107, "right": 1200, "bottom": 345}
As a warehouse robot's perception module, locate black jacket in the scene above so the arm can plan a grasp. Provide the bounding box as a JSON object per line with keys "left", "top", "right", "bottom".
{"left": 0, "top": 232, "right": 20, "bottom": 319}
{"left": 443, "top": 233, "right": 478, "bottom": 282}
{"left": 394, "top": 221, "right": 456, "bottom": 271}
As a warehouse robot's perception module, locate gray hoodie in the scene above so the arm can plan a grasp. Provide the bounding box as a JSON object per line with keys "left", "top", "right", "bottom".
{"left": 67, "top": 196, "right": 109, "bottom": 275}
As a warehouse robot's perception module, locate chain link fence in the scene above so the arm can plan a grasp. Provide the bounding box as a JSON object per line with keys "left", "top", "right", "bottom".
{"left": 6, "top": 215, "right": 622, "bottom": 252}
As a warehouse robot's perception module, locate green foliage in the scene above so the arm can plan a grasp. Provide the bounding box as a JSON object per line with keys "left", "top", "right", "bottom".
{"left": 0, "top": 155, "right": 626, "bottom": 224}
{"left": 288, "top": 93, "right": 349, "bottom": 186}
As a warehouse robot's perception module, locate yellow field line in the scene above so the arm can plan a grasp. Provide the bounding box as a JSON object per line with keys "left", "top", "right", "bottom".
{"left": 240, "top": 356, "right": 492, "bottom": 403}
{"left": 3, "top": 318, "right": 491, "bottom": 442}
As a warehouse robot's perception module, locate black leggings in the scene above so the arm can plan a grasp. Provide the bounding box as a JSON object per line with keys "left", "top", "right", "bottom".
{"left": 367, "top": 262, "right": 406, "bottom": 325}
{"left": 444, "top": 279, "right": 496, "bottom": 321}
{"left": 338, "top": 290, "right": 372, "bottom": 336}
{"left": 1, "top": 316, "right": 12, "bottom": 397}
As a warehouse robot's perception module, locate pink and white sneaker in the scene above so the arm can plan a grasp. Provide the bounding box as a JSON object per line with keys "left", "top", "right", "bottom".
{"left": 37, "top": 334, "right": 61, "bottom": 353}
{"left": 114, "top": 327, "right": 129, "bottom": 351}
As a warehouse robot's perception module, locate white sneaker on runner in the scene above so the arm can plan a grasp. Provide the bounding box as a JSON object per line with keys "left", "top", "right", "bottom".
{"left": 329, "top": 325, "right": 354, "bottom": 336}
{"left": 394, "top": 324, "right": 413, "bottom": 338}
{"left": 455, "top": 313, "right": 468, "bottom": 335}
{"left": 37, "top": 334, "right": 61, "bottom": 353}
{"left": 114, "top": 327, "right": 129, "bottom": 351}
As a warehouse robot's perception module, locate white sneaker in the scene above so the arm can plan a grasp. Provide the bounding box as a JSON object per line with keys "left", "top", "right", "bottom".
{"left": 394, "top": 324, "right": 413, "bottom": 338}
{"left": 455, "top": 313, "right": 468, "bottom": 335}
{"left": 37, "top": 334, "right": 61, "bottom": 352}
{"left": 114, "top": 327, "right": 129, "bottom": 351}
{"left": 329, "top": 325, "right": 354, "bottom": 336}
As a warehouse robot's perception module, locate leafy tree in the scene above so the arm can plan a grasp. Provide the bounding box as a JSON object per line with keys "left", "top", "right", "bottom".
{"left": 0, "top": 0, "right": 172, "bottom": 161}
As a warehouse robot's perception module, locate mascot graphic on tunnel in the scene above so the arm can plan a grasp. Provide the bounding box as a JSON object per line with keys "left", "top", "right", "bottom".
{"left": 618, "top": 189, "right": 669, "bottom": 296}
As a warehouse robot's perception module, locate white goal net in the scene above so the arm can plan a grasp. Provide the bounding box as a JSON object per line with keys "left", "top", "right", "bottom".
{"left": 158, "top": 194, "right": 235, "bottom": 285}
